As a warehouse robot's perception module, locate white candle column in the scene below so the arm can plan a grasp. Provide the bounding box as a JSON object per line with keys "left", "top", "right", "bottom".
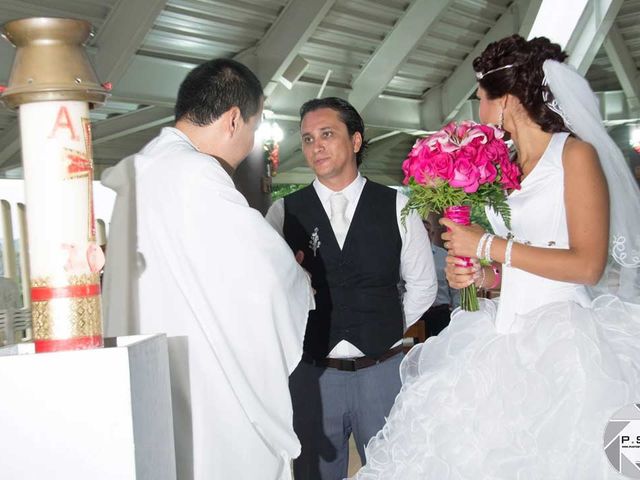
{"left": 19, "top": 101, "right": 104, "bottom": 351}
{"left": 1, "top": 17, "right": 109, "bottom": 352}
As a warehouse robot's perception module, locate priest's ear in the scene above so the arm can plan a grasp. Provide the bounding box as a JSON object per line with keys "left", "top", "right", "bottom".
{"left": 224, "top": 106, "right": 243, "bottom": 138}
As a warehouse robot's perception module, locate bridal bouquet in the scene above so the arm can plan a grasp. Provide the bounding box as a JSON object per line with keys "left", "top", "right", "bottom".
{"left": 401, "top": 121, "right": 520, "bottom": 311}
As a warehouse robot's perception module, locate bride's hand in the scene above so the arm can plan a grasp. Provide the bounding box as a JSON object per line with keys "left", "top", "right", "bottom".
{"left": 440, "top": 218, "right": 486, "bottom": 258}
{"left": 445, "top": 255, "right": 477, "bottom": 288}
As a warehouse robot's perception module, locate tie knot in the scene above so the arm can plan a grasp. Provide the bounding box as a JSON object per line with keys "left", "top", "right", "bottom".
{"left": 330, "top": 192, "right": 348, "bottom": 219}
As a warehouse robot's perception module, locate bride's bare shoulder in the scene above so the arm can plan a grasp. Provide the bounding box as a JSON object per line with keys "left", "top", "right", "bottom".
{"left": 562, "top": 136, "right": 598, "bottom": 165}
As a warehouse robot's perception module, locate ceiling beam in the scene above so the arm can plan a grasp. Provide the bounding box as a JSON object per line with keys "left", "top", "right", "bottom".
{"left": 449, "top": 90, "right": 639, "bottom": 126}
{"left": 92, "top": 106, "right": 174, "bottom": 144}
{"left": 604, "top": 25, "right": 640, "bottom": 115}
{"left": 527, "top": 0, "right": 622, "bottom": 74}
{"left": 348, "top": 0, "right": 454, "bottom": 112}
{"left": 86, "top": 0, "right": 335, "bottom": 155}
{"left": 236, "top": 0, "right": 335, "bottom": 93}
{"left": 93, "top": 0, "right": 168, "bottom": 84}
{"left": 566, "top": 0, "right": 624, "bottom": 74}
{"left": 420, "top": 0, "right": 544, "bottom": 130}
{"left": 87, "top": 0, "right": 170, "bottom": 154}
{"left": 527, "top": 0, "right": 590, "bottom": 47}
{"left": 0, "top": 39, "right": 19, "bottom": 173}
{"left": 597, "top": 89, "right": 640, "bottom": 124}
{"left": 0, "top": 41, "right": 13, "bottom": 85}
{"left": 33, "top": 0, "right": 169, "bottom": 163}
{"left": 267, "top": 79, "right": 423, "bottom": 131}
{"left": 0, "top": 123, "right": 20, "bottom": 169}
{"left": 0, "top": 0, "right": 168, "bottom": 174}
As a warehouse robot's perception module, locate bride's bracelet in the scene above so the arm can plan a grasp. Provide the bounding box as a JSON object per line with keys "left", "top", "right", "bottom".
{"left": 483, "top": 234, "right": 495, "bottom": 262}
{"left": 475, "top": 233, "right": 490, "bottom": 259}
{"left": 504, "top": 239, "right": 514, "bottom": 267}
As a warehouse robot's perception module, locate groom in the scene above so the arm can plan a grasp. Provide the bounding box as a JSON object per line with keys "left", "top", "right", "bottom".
{"left": 266, "top": 97, "right": 437, "bottom": 479}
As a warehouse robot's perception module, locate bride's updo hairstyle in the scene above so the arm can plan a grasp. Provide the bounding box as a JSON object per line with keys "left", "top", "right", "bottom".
{"left": 473, "top": 34, "right": 569, "bottom": 133}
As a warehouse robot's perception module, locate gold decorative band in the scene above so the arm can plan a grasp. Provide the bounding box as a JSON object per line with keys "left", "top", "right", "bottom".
{"left": 32, "top": 273, "right": 100, "bottom": 288}
{"left": 32, "top": 295, "right": 102, "bottom": 340}
{"left": 31, "top": 274, "right": 103, "bottom": 341}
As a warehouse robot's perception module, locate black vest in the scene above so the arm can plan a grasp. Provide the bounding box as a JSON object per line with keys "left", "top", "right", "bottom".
{"left": 283, "top": 180, "right": 403, "bottom": 359}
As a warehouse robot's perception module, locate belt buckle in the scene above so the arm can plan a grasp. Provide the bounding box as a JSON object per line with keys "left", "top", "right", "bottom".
{"left": 339, "top": 359, "right": 357, "bottom": 372}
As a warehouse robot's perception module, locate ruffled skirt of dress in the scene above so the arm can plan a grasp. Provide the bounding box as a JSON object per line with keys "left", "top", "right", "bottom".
{"left": 351, "top": 296, "right": 640, "bottom": 480}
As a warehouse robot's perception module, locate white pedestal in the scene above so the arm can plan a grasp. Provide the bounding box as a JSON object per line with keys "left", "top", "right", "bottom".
{"left": 0, "top": 334, "right": 176, "bottom": 480}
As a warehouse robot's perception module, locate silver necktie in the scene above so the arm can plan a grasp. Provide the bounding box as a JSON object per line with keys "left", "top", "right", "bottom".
{"left": 330, "top": 192, "right": 349, "bottom": 249}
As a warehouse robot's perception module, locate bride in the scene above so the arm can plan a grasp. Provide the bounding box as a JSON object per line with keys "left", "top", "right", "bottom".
{"left": 352, "top": 35, "right": 640, "bottom": 479}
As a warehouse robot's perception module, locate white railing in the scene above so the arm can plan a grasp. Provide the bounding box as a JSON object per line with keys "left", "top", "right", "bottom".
{"left": 0, "top": 307, "right": 32, "bottom": 346}
{"left": 0, "top": 194, "right": 108, "bottom": 346}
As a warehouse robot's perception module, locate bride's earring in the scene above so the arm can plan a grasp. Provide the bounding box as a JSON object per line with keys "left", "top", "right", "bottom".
{"left": 497, "top": 109, "right": 504, "bottom": 130}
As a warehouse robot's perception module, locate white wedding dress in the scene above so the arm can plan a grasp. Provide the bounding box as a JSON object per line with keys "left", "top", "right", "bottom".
{"left": 352, "top": 132, "right": 640, "bottom": 479}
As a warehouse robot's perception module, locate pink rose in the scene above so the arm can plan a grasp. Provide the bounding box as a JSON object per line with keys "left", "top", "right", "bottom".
{"left": 402, "top": 157, "right": 419, "bottom": 184}
{"left": 474, "top": 124, "right": 503, "bottom": 143}
{"left": 500, "top": 160, "right": 521, "bottom": 190}
{"left": 486, "top": 124, "right": 504, "bottom": 140}
{"left": 478, "top": 141, "right": 509, "bottom": 165}
{"left": 402, "top": 154, "right": 431, "bottom": 185}
{"left": 450, "top": 157, "right": 480, "bottom": 193}
{"left": 402, "top": 139, "right": 427, "bottom": 184}
{"left": 475, "top": 156, "right": 497, "bottom": 184}
{"left": 457, "top": 143, "right": 496, "bottom": 184}
{"left": 457, "top": 144, "right": 478, "bottom": 164}
{"left": 425, "top": 150, "right": 455, "bottom": 181}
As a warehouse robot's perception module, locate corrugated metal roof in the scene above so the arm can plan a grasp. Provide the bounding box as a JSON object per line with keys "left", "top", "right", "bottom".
{"left": 0, "top": 0, "right": 638, "bottom": 182}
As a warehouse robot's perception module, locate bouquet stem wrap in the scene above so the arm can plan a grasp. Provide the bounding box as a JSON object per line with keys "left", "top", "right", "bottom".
{"left": 443, "top": 205, "right": 479, "bottom": 311}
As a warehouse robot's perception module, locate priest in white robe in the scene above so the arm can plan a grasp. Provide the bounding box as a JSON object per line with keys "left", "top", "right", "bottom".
{"left": 101, "top": 58, "right": 314, "bottom": 480}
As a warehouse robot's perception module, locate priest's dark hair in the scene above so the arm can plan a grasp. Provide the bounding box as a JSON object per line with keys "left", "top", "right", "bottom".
{"left": 175, "top": 58, "right": 263, "bottom": 125}
{"left": 300, "top": 97, "right": 368, "bottom": 166}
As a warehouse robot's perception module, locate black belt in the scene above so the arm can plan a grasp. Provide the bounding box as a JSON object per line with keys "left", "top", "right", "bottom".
{"left": 302, "top": 345, "right": 403, "bottom": 372}
{"left": 429, "top": 304, "right": 451, "bottom": 312}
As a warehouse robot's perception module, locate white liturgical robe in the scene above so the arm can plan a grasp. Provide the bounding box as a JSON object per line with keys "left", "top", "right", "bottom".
{"left": 102, "top": 127, "right": 314, "bottom": 480}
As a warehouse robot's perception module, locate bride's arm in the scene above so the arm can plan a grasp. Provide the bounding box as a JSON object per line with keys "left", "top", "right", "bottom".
{"left": 443, "top": 139, "right": 609, "bottom": 286}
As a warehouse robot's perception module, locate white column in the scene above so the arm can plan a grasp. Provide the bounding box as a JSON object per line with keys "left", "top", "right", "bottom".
{"left": 17, "top": 202, "right": 30, "bottom": 308}
{"left": 96, "top": 219, "right": 107, "bottom": 247}
{"left": 0, "top": 199, "right": 16, "bottom": 280}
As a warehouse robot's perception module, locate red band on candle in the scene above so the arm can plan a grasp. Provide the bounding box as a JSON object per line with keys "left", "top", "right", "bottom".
{"left": 31, "top": 283, "right": 101, "bottom": 302}
{"left": 35, "top": 335, "right": 103, "bottom": 353}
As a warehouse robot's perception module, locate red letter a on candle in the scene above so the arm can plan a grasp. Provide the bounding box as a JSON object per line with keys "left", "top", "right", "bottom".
{"left": 49, "top": 106, "right": 78, "bottom": 141}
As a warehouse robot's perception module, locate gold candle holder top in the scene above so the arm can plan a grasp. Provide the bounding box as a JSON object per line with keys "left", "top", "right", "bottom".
{"left": 0, "top": 17, "right": 109, "bottom": 108}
